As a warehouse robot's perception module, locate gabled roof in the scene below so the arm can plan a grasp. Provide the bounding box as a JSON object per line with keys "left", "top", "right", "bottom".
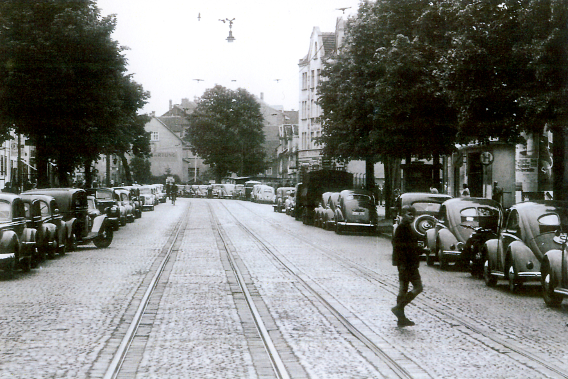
{"left": 157, "top": 116, "right": 189, "bottom": 134}
{"left": 321, "top": 32, "right": 336, "bottom": 56}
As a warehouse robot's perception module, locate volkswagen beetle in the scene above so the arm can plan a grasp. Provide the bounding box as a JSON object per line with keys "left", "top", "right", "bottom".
{"left": 334, "top": 189, "right": 378, "bottom": 234}
{"left": 426, "top": 197, "right": 502, "bottom": 270}
{"left": 484, "top": 201, "right": 566, "bottom": 292}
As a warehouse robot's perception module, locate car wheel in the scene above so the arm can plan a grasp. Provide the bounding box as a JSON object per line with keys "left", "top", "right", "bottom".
{"left": 484, "top": 259, "right": 497, "bottom": 287}
{"left": 438, "top": 245, "right": 449, "bottom": 270}
{"left": 426, "top": 250, "right": 435, "bottom": 266}
{"left": 335, "top": 221, "right": 342, "bottom": 235}
{"left": 120, "top": 216, "right": 127, "bottom": 226}
{"left": 19, "top": 253, "right": 31, "bottom": 273}
{"left": 57, "top": 236, "right": 66, "bottom": 256}
{"left": 507, "top": 261, "right": 522, "bottom": 292}
{"left": 66, "top": 232, "right": 77, "bottom": 252}
{"left": 93, "top": 224, "right": 114, "bottom": 248}
{"left": 542, "top": 261, "right": 563, "bottom": 307}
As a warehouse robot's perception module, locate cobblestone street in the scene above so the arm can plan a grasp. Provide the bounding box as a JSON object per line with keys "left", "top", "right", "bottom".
{"left": 0, "top": 198, "right": 567, "bottom": 378}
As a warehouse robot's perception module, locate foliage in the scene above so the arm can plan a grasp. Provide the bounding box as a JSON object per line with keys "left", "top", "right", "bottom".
{"left": 0, "top": 0, "right": 149, "bottom": 186}
{"left": 186, "top": 85, "right": 266, "bottom": 181}
{"left": 130, "top": 156, "right": 152, "bottom": 184}
{"left": 318, "top": 0, "right": 458, "bottom": 162}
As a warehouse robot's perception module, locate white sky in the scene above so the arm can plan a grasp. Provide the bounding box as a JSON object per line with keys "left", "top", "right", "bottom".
{"left": 95, "top": 0, "right": 362, "bottom": 116}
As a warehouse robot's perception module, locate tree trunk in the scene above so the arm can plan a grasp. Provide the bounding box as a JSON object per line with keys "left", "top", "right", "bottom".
{"left": 120, "top": 153, "right": 133, "bottom": 185}
{"left": 84, "top": 159, "right": 93, "bottom": 189}
{"left": 365, "top": 157, "right": 375, "bottom": 191}
{"left": 106, "top": 154, "right": 111, "bottom": 187}
{"left": 34, "top": 136, "right": 50, "bottom": 188}
{"left": 552, "top": 125, "right": 567, "bottom": 202}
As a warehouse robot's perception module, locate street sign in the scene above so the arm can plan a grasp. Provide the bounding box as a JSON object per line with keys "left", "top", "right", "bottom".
{"left": 480, "top": 151, "right": 494, "bottom": 165}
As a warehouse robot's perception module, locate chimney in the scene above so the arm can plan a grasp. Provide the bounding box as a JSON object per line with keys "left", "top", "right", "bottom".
{"left": 169, "top": 100, "right": 173, "bottom": 110}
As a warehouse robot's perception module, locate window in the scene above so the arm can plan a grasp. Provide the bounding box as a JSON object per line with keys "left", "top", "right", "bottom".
{"left": 311, "top": 70, "right": 315, "bottom": 88}
{"left": 151, "top": 132, "right": 159, "bottom": 141}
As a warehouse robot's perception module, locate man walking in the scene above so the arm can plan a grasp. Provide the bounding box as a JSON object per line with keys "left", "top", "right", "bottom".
{"left": 391, "top": 205, "right": 423, "bottom": 327}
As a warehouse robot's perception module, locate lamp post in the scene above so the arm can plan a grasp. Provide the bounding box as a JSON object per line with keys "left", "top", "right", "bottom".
{"left": 219, "top": 18, "right": 236, "bottom": 42}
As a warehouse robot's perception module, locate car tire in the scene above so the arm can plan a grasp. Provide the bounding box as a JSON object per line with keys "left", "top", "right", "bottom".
{"left": 335, "top": 221, "right": 342, "bottom": 235}
{"left": 93, "top": 224, "right": 114, "bottom": 248}
{"left": 57, "top": 236, "right": 66, "bottom": 257}
{"left": 66, "top": 232, "right": 77, "bottom": 252}
{"left": 507, "top": 261, "right": 522, "bottom": 292}
{"left": 542, "top": 261, "right": 563, "bottom": 307}
{"left": 438, "top": 245, "right": 449, "bottom": 270}
{"left": 484, "top": 259, "right": 497, "bottom": 287}
{"left": 426, "top": 250, "right": 435, "bottom": 266}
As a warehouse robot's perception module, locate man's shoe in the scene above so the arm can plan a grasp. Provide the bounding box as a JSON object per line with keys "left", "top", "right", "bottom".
{"left": 391, "top": 306, "right": 405, "bottom": 321}
{"left": 397, "top": 318, "right": 415, "bottom": 327}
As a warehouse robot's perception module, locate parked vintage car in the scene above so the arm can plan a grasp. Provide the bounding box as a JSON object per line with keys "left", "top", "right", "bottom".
{"left": 274, "top": 187, "right": 296, "bottom": 213}
{"left": 426, "top": 197, "right": 502, "bottom": 270}
{"left": 484, "top": 201, "right": 565, "bottom": 292}
{"left": 86, "top": 188, "right": 123, "bottom": 230}
{"left": 334, "top": 189, "right": 378, "bottom": 234}
{"left": 253, "top": 184, "right": 275, "bottom": 204}
{"left": 86, "top": 196, "right": 114, "bottom": 248}
{"left": 234, "top": 184, "right": 245, "bottom": 200}
{"left": 124, "top": 186, "right": 142, "bottom": 218}
{"left": 393, "top": 193, "right": 452, "bottom": 258}
{"left": 23, "top": 188, "right": 113, "bottom": 250}
{"left": 155, "top": 184, "right": 166, "bottom": 203}
{"left": 139, "top": 185, "right": 156, "bottom": 211}
{"left": 314, "top": 192, "right": 333, "bottom": 227}
{"left": 0, "top": 193, "right": 37, "bottom": 273}
{"left": 20, "top": 193, "right": 67, "bottom": 262}
{"left": 114, "top": 188, "right": 135, "bottom": 223}
{"left": 541, "top": 210, "right": 568, "bottom": 306}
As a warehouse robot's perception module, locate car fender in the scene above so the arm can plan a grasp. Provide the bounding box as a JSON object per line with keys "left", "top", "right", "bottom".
{"left": 438, "top": 228, "right": 458, "bottom": 251}
{"left": 543, "top": 250, "right": 563, "bottom": 283}
{"left": 335, "top": 209, "right": 344, "bottom": 222}
{"left": 425, "top": 228, "right": 437, "bottom": 252}
{"left": 65, "top": 218, "right": 77, "bottom": 239}
{"left": 509, "top": 240, "right": 540, "bottom": 273}
{"left": 91, "top": 214, "right": 107, "bottom": 234}
{"left": 20, "top": 228, "right": 36, "bottom": 255}
{"left": 44, "top": 222, "right": 57, "bottom": 241}
{"left": 484, "top": 238, "right": 500, "bottom": 266}
{"left": 0, "top": 231, "right": 18, "bottom": 253}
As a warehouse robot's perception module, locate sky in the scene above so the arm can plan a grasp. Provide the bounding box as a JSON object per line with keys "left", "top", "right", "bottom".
{"left": 95, "top": 0, "right": 363, "bottom": 116}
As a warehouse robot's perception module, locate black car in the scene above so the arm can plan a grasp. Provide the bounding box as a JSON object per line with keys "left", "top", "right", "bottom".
{"left": 22, "top": 188, "right": 113, "bottom": 250}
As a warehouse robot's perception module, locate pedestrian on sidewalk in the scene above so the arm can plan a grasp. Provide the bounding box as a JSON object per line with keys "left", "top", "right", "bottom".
{"left": 391, "top": 205, "right": 423, "bottom": 327}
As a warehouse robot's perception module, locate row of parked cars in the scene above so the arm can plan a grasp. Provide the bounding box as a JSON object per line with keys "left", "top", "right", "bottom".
{"left": 0, "top": 184, "right": 167, "bottom": 277}
{"left": 273, "top": 185, "right": 380, "bottom": 235}
{"left": 394, "top": 192, "right": 568, "bottom": 307}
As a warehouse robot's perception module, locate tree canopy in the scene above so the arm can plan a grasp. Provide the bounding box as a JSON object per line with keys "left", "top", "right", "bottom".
{"left": 186, "top": 86, "right": 266, "bottom": 182}
{"left": 0, "top": 0, "right": 149, "bottom": 187}
{"left": 318, "top": 0, "right": 568, "bottom": 199}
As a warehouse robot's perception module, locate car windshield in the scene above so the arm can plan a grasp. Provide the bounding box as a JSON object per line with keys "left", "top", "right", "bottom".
{"left": 0, "top": 200, "right": 10, "bottom": 221}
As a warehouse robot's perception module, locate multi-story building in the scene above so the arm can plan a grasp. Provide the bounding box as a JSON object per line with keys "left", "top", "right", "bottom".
{"left": 274, "top": 110, "right": 299, "bottom": 185}
{"left": 298, "top": 18, "right": 385, "bottom": 188}
{"left": 0, "top": 133, "right": 35, "bottom": 191}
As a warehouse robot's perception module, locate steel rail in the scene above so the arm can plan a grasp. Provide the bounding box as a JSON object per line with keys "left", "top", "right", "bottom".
{"left": 103, "top": 203, "right": 190, "bottom": 379}
{"left": 220, "top": 202, "right": 419, "bottom": 379}
{"left": 209, "top": 203, "right": 291, "bottom": 379}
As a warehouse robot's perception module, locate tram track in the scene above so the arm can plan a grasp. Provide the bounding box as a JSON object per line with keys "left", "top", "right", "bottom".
{"left": 214, "top": 201, "right": 427, "bottom": 379}
{"left": 231, "top": 200, "right": 568, "bottom": 379}
{"left": 101, "top": 202, "right": 191, "bottom": 379}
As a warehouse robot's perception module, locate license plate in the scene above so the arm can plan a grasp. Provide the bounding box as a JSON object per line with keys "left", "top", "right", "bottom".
{"left": 352, "top": 211, "right": 364, "bottom": 215}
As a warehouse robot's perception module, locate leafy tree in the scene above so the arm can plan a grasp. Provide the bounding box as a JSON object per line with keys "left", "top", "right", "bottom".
{"left": 130, "top": 155, "right": 152, "bottom": 184}
{"left": 186, "top": 85, "right": 266, "bottom": 182}
{"left": 0, "top": 0, "right": 146, "bottom": 187}
{"left": 435, "top": 0, "right": 568, "bottom": 199}
{"left": 318, "top": 0, "right": 457, "bottom": 213}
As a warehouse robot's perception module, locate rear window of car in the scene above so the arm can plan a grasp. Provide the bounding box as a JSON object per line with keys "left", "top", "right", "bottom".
{"left": 96, "top": 190, "right": 113, "bottom": 199}
{"left": 412, "top": 202, "right": 442, "bottom": 214}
